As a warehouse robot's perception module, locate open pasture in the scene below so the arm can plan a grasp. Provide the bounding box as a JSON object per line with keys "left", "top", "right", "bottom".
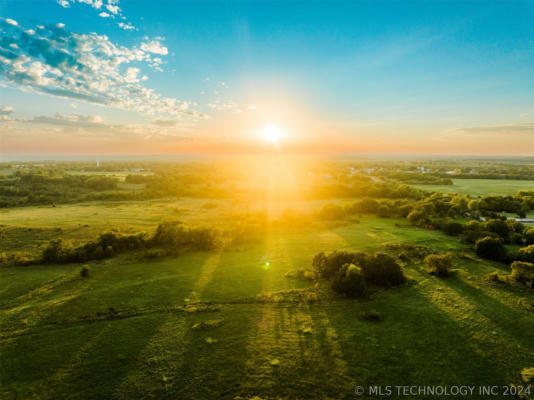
{"left": 2, "top": 204, "right": 534, "bottom": 399}
{"left": 414, "top": 179, "right": 534, "bottom": 197}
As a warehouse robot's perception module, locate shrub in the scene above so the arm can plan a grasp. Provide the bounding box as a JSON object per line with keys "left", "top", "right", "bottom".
{"left": 475, "top": 236, "right": 507, "bottom": 262}
{"left": 464, "top": 220, "right": 483, "bottom": 232}
{"left": 357, "top": 198, "right": 379, "bottom": 213}
{"left": 486, "top": 271, "right": 501, "bottom": 283}
{"left": 142, "top": 249, "right": 169, "bottom": 259}
{"left": 316, "top": 203, "right": 346, "bottom": 220}
{"left": 517, "top": 244, "right": 534, "bottom": 264}
{"left": 484, "top": 219, "right": 510, "bottom": 241}
{"left": 510, "top": 261, "right": 534, "bottom": 288}
{"left": 424, "top": 254, "right": 453, "bottom": 277}
{"left": 285, "top": 268, "right": 315, "bottom": 281}
{"left": 331, "top": 263, "right": 367, "bottom": 298}
{"left": 41, "top": 239, "right": 73, "bottom": 264}
{"left": 85, "top": 175, "right": 118, "bottom": 190}
{"left": 377, "top": 205, "right": 391, "bottom": 218}
{"left": 442, "top": 221, "right": 463, "bottom": 236}
{"left": 151, "top": 221, "right": 217, "bottom": 250}
{"left": 361, "top": 253, "right": 406, "bottom": 287}
{"left": 407, "top": 210, "right": 427, "bottom": 225}
{"left": 80, "top": 265, "right": 90, "bottom": 277}
{"left": 312, "top": 250, "right": 359, "bottom": 278}
{"left": 397, "top": 204, "right": 413, "bottom": 218}
{"left": 525, "top": 228, "right": 534, "bottom": 246}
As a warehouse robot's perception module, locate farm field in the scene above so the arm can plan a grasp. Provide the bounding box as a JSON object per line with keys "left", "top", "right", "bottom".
{"left": 413, "top": 179, "right": 534, "bottom": 197}
{"left": 2, "top": 199, "right": 534, "bottom": 399}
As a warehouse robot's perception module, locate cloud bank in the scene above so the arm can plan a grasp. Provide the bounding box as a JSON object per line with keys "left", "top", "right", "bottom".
{"left": 0, "top": 18, "right": 205, "bottom": 120}
{"left": 458, "top": 123, "right": 534, "bottom": 135}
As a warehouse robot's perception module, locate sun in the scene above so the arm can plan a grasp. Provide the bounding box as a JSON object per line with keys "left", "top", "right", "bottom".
{"left": 261, "top": 124, "right": 283, "bottom": 143}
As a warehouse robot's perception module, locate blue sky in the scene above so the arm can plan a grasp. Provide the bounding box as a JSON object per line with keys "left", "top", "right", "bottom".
{"left": 0, "top": 0, "right": 533, "bottom": 154}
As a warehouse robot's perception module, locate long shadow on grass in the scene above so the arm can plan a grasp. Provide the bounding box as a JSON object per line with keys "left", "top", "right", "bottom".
{"left": 317, "top": 284, "right": 512, "bottom": 395}
{"left": 0, "top": 251, "right": 217, "bottom": 400}
{"left": 440, "top": 276, "right": 534, "bottom": 351}
{"left": 0, "top": 311, "right": 170, "bottom": 400}
{"left": 166, "top": 305, "right": 258, "bottom": 400}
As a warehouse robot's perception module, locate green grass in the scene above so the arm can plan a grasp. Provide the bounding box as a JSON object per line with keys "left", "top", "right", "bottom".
{"left": 2, "top": 205, "right": 534, "bottom": 399}
{"left": 413, "top": 178, "right": 534, "bottom": 197}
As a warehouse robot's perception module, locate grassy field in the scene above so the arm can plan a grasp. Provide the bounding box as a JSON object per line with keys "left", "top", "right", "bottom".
{"left": 1, "top": 199, "right": 534, "bottom": 399}
{"left": 413, "top": 179, "right": 534, "bottom": 197}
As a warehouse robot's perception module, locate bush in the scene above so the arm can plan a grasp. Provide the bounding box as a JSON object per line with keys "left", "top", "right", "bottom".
{"left": 316, "top": 203, "right": 346, "bottom": 220}
{"left": 407, "top": 210, "right": 427, "bottom": 225}
{"left": 424, "top": 254, "right": 453, "bottom": 277}
{"left": 486, "top": 271, "right": 501, "bottom": 283}
{"left": 285, "top": 268, "right": 315, "bottom": 281}
{"left": 41, "top": 239, "right": 72, "bottom": 264}
{"left": 442, "top": 221, "right": 463, "bottom": 236}
{"left": 475, "top": 236, "right": 507, "bottom": 262}
{"left": 397, "top": 204, "right": 413, "bottom": 218}
{"left": 517, "top": 245, "right": 534, "bottom": 263}
{"left": 85, "top": 175, "right": 118, "bottom": 190}
{"left": 377, "top": 205, "right": 391, "bottom": 218}
{"left": 484, "top": 219, "right": 510, "bottom": 241}
{"left": 361, "top": 253, "right": 406, "bottom": 287}
{"left": 510, "top": 261, "right": 534, "bottom": 288}
{"left": 80, "top": 265, "right": 90, "bottom": 277}
{"left": 525, "top": 228, "right": 534, "bottom": 246}
{"left": 331, "top": 263, "right": 367, "bottom": 297}
{"left": 151, "top": 221, "right": 217, "bottom": 250}
{"left": 356, "top": 198, "right": 379, "bottom": 213}
{"left": 312, "top": 250, "right": 361, "bottom": 278}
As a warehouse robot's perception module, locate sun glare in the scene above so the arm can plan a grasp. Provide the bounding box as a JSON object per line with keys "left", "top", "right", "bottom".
{"left": 261, "top": 124, "right": 283, "bottom": 143}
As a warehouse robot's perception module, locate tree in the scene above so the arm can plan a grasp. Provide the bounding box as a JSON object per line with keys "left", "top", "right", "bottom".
{"left": 475, "top": 236, "right": 507, "bottom": 262}
{"left": 510, "top": 261, "right": 534, "bottom": 288}
{"left": 525, "top": 228, "right": 534, "bottom": 246}
{"left": 331, "top": 264, "right": 368, "bottom": 297}
{"left": 424, "top": 254, "right": 453, "bottom": 277}
{"left": 442, "top": 220, "right": 463, "bottom": 236}
{"left": 377, "top": 205, "right": 391, "bottom": 218}
{"left": 361, "top": 253, "right": 406, "bottom": 287}
{"left": 517, "top": 245, "right": 534, "bottom": 264}
{"left": 407, "top": 210, "right": 427, "bottom": 225}
{"left": 484, "top": 219, "right": 510, "bottom": 241}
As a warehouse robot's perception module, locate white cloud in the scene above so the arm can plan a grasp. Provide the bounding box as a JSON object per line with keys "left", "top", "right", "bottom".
{"left": 105, "top": 4, "right": 120, "bottom": 14}
{"left": 57, "top": 0, "right": 103, "bottom": 9}
{"left": 27, "top": 112, "right": 105, "bottom": 127}
{"left": 0, "top": 106, "right": 14, "bottom": 122}
{"left": 57, "top": 0, "right": 134, "bottom": 28}
{"left": 14, "top": 112, "right": 193, "bottom": 140}
{"left": 118, "top": 22, "right": 136, "bottom": 31}
{"left": 5, "top": 18, "right": 18, "bottom": 26}
{"left": 0, "top": 21, "right": 206, "bottom": 120}
{"left": 0, "top": 106, "right": 14, "bottom": 115}
{"left": 458, "top": 123, "right": 534, "bottom": 135}
{"left": 125, "top": 67, "right": 140, "bottom": 82}
{"left": 141, "top": 40, "right": 168, "bottom": 55}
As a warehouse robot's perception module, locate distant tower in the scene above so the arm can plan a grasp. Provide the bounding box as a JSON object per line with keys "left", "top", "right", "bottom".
{"left": 96, "top": 158, "right": 100, "bottom": 168}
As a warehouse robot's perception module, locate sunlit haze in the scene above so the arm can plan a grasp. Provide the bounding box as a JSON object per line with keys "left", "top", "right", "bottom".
{"left": 0, "top": 1, "right": 533, "bottom": 155}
